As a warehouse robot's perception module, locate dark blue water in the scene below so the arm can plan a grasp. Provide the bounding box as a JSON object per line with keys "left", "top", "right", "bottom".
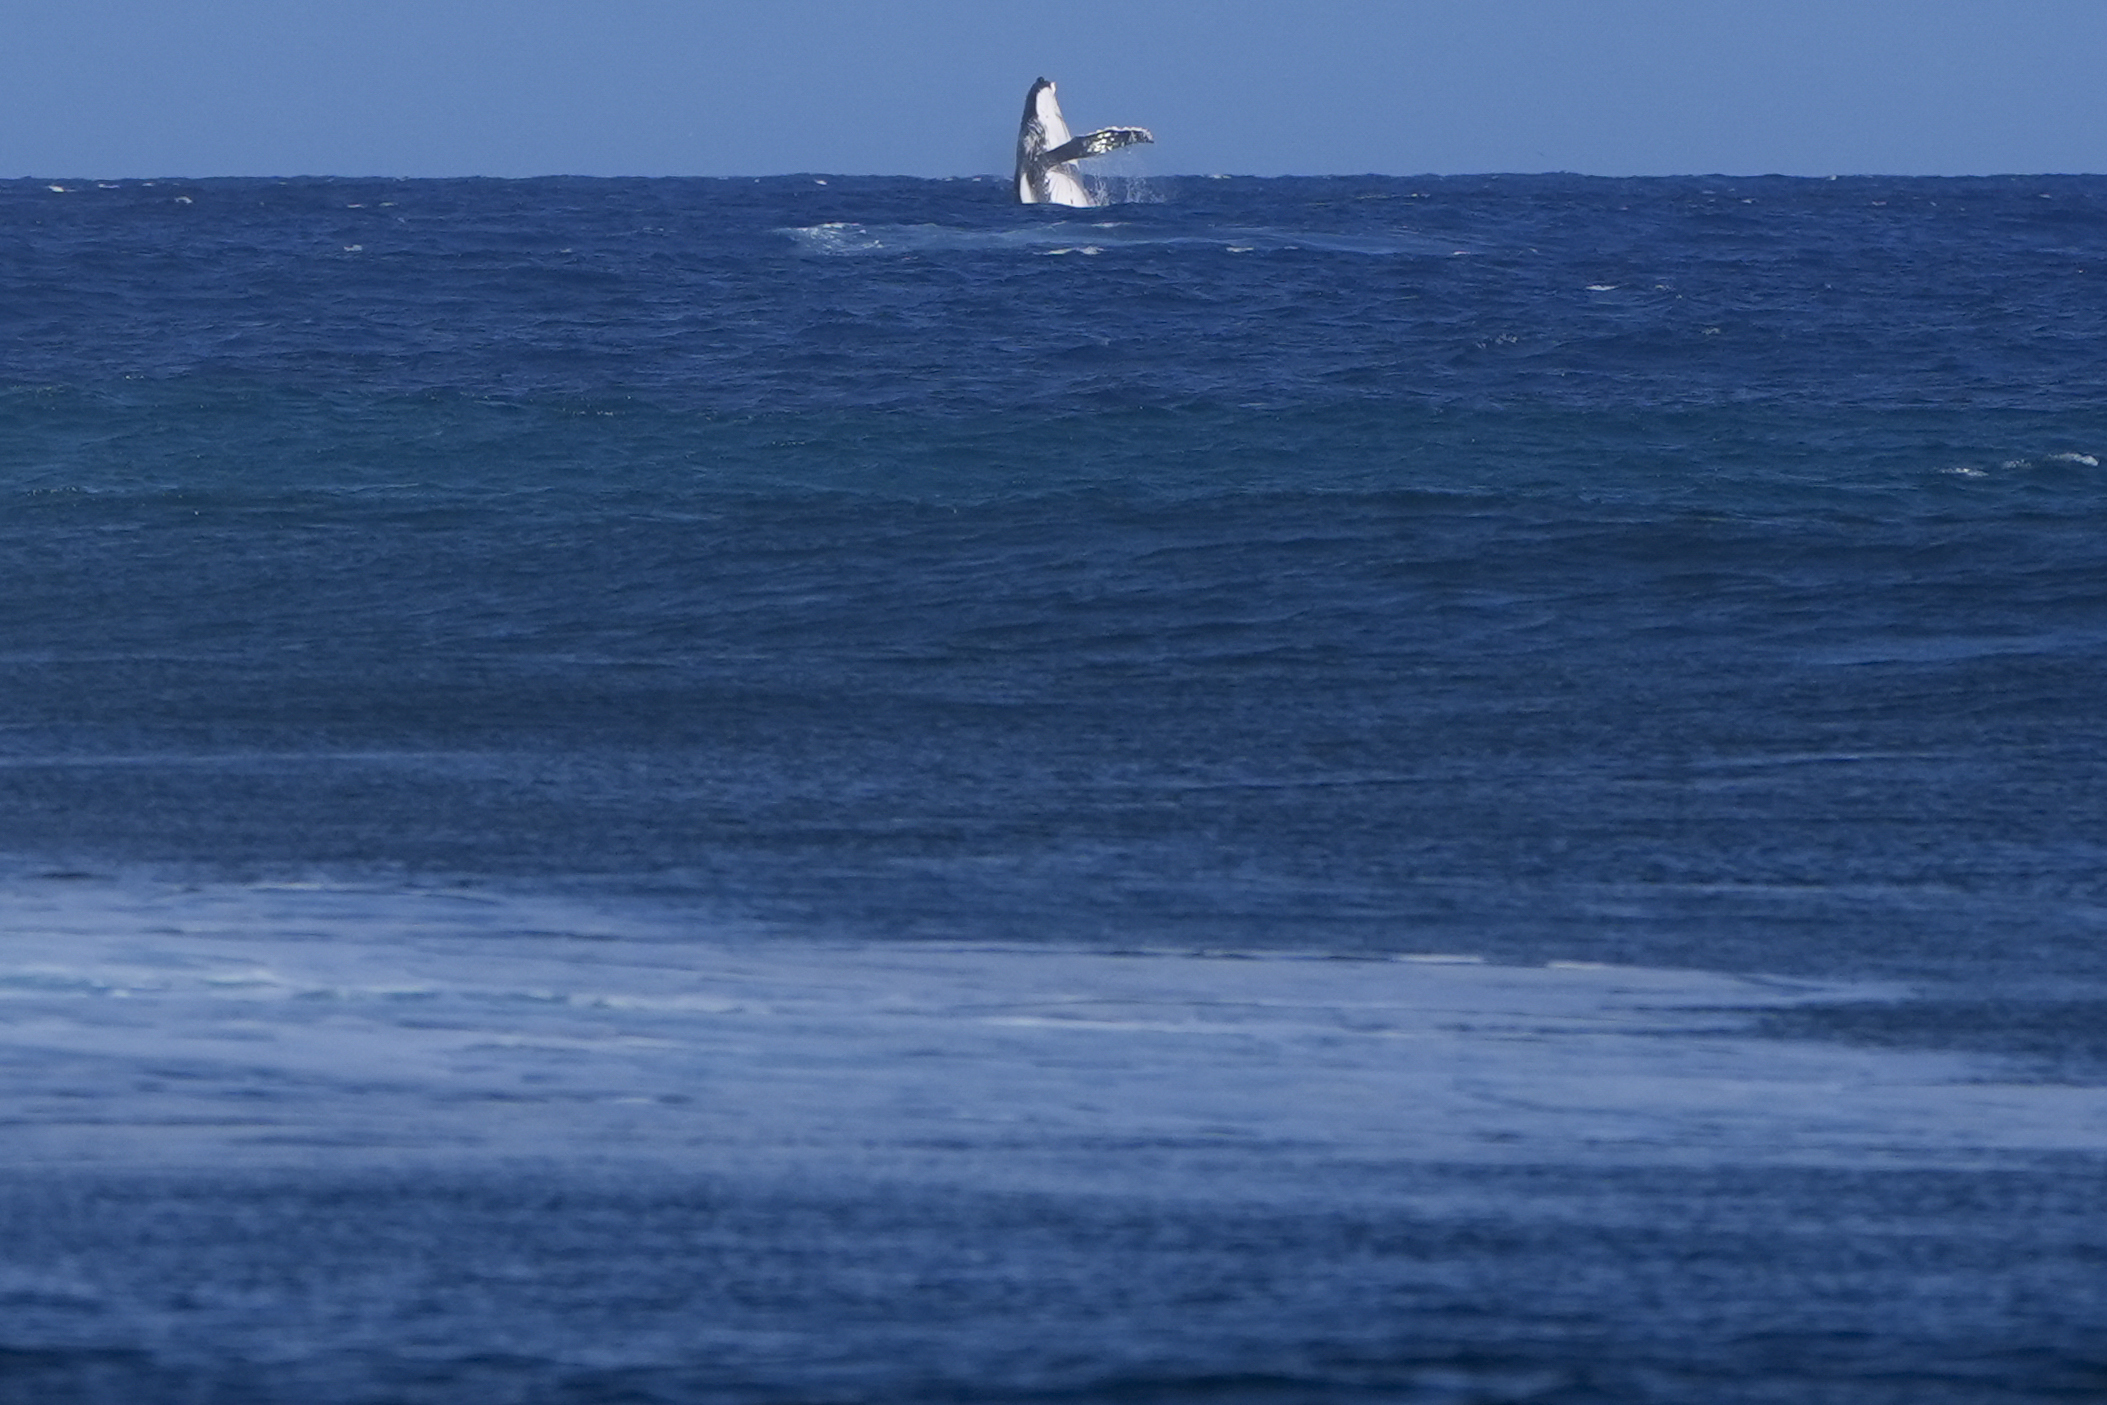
{"left": 3, "top": 174, "right": 2106, "bottom": 1402}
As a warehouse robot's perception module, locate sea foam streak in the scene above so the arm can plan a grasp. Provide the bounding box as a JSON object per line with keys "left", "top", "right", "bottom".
{"left": 3, "top": 874, "right": 2101, "bottom": 1185}
{"left": 782, "top": 221, "right": 1457, "bottom": 257}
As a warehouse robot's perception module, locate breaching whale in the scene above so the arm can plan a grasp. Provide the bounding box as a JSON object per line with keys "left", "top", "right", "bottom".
{"left": 1014, "top": 77, "right": 1153, "bottom": 207}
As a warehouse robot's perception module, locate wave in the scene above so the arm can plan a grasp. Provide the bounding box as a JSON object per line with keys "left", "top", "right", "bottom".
{"left": 7, "top": 868, "right": 2097, "bottom": 1177}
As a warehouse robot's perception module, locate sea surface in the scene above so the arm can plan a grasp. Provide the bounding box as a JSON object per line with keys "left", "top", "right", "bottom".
{"left": 2, "top": 172, "right": 2105, "bottom": 1403}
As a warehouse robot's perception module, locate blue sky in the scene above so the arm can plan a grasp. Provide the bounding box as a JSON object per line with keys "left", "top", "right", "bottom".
{"left": 5, "top": 1, "right": 2103, "bottom": 178}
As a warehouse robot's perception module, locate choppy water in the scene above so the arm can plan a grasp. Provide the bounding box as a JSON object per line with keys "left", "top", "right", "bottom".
{"left": 2, "top": 173, "right": 2105, "bottom": 1402}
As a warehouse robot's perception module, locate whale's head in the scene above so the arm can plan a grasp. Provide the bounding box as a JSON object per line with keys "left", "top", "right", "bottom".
{"left": 1024, "top": 77, "right": 1059, "bottom": 124}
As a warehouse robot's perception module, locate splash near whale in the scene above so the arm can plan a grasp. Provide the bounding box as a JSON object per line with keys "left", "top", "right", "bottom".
{"left": 1014, "top": 77, "right": 1153, "bottom": 207}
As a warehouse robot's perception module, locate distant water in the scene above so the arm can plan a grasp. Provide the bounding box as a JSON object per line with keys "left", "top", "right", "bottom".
{"left": 3, "top": 173, "right": 2106, "bottom": 1403}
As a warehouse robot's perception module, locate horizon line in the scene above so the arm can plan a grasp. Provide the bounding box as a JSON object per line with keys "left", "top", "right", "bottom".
{"left": 11, "top": 170, "right": 2105, "bottom": 184}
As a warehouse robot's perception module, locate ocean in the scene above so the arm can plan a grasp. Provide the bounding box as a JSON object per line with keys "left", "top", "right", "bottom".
{"left": 2, "top": 171, "right": 2105, "bottom": 1402}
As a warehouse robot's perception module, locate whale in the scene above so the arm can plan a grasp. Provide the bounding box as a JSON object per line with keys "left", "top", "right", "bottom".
{"left": 1014, "top": 78, "right": 1153, "bottom": 207}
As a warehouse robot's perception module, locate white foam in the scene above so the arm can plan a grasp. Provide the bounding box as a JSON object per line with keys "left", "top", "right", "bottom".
{"left": 0, "top": 874, "right": 2100, "bottom": 1191}
{"left": 782, "top": 222, "right": 1458, "bottom": 259}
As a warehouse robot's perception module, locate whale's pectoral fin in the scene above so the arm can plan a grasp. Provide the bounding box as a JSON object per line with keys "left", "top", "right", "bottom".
{"left": 1041, "top": 127, "right": 1155, "bottom": 165}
